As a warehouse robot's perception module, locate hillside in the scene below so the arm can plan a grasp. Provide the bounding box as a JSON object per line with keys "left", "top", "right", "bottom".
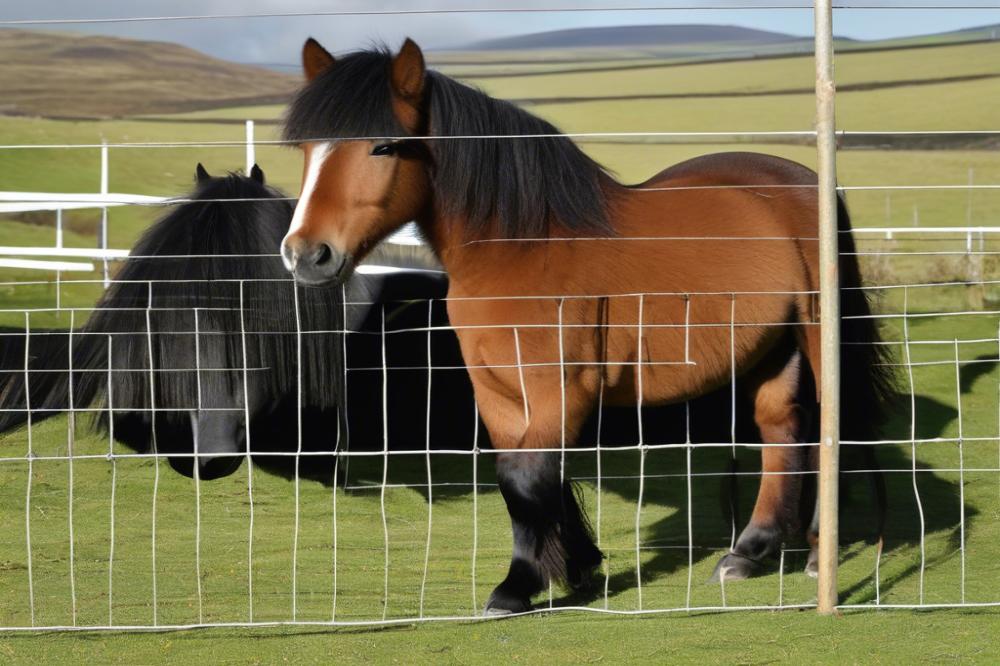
{"left": 874, "top": 21, "right": 1000, "bottom": 47}
{"left": 0, "top": 29, "right": 299, "bottom": 119}
{"left": 464, "top": 24, "right": 802, "bottom": 50}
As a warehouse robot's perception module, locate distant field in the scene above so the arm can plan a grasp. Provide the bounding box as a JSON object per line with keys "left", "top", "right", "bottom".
{"left": 146, "top": 74, "right": 1000, "bottom": 133}
{"left": 428, "top": 41, "right": 818, "bottom": 65}
{"left": 134, "top": 41, "right": 1000, "bottom": 134}
{"left": 469, "top": 41, "right": 1000, "bottom": 100}
{"left": 135, "top": 105, "right": 288, "bottom": 122}
{"left": 435, "top": 57, "right": 665, "bottom": 78}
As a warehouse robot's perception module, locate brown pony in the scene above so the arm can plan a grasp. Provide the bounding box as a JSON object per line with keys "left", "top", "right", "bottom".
{"left": 280, "top": 38, "right": 892, "bottom": 615}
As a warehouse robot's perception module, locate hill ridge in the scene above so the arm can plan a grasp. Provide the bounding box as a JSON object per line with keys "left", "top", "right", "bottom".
{"left": 460, "top": 23, "right": 806, "bottom": 51}
{"left": 0, "top": 28, "right": 298, "bottom": 118}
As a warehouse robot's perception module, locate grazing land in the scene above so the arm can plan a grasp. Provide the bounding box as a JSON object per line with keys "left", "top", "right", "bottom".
{"left": 1, "top": 28, "right": 999, "bottom": 663}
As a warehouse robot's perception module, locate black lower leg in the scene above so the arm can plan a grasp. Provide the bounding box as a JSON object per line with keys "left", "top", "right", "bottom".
{"left": 485, "top": 451, "right": 603, "bottom": 614}
{"left": 712, "top": 520, "right": 785, "bottom": 582}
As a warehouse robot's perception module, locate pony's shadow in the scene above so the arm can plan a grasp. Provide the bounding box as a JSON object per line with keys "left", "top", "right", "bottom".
{"left": 836, "top": 353, "right": 997, "bottom": 603}
{"left": 586, "top": 355, "right": 994, "bottom": 607}
{"left": 340, "top": 354, "right": 993, "bottom": 609}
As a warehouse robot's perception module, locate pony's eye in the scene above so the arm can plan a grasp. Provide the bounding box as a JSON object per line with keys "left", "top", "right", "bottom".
{"left": 371, "top": 143, "right": 397, "bottom": 157}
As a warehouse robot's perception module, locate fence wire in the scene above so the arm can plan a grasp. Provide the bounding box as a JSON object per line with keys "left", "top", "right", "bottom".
{"left": 0, "top": 239, "right": 997, "bottom": 628}
{"left": 1, "top": 2, "right": 1000, "bottom": 633}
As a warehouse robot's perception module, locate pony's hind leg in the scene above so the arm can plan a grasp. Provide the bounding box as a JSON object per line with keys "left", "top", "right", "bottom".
{"left": 712, "top": 347, "right": 814, "bottom": 582}
{"left": 487, "top": 450, "right": 603, "bottom": 614}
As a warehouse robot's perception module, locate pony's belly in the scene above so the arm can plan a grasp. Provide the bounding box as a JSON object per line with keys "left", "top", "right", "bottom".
{"left": 600, "top": 337, "right": 732, "bottom": 407}
{"left": 447, "top": 284, "right": 798, "bottom": 431}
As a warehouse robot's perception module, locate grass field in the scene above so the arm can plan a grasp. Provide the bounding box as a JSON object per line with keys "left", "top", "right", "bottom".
{"left": 0, "top": 302, "right": 998, "bottom": 660}
{"left": 1, "top": 36, "right": 999, "bottom": 662}
{"left": 1, "top": 612, "right": 997, "bottom": 663}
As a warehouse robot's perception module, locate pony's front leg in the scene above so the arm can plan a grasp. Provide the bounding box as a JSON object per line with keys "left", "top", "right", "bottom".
{"left": 477, "top": 391, "right": 603, "bottom": 615}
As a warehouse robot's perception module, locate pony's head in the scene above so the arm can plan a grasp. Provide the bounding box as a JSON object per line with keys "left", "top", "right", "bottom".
{"left": 65, "top": 164, "right": 341, "bottom": 479}
{"left": 281, "top": 39, "right": 432, "bottom": 286}
{"left": 280, "top": 38, "right": 612, "bottom": 287}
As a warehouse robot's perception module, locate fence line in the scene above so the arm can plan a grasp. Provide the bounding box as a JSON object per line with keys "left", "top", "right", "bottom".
{"left": 1, "top": 1, "right": 999, "bottom": 633}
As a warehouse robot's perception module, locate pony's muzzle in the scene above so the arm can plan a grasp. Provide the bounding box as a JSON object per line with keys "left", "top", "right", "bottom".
{"left": 166, "top": 450, "right": 244, "bottom": 480}
{"left": 171, "top": 410, "right": 246, "bottom": 481}
{"left": 281, "top": 237, "right": 354, "bottom": 286}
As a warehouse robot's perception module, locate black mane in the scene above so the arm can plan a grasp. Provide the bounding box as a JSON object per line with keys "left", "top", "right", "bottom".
{"left": 283, "top": 48, "right": 614, "bottom": 239}
{"left": 3, "top": 172, "right": 344, "bottom": 441}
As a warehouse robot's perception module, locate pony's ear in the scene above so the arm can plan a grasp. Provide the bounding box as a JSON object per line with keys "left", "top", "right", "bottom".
{"left": 391, "top": 38, "right": 425, "bottom": 104}
{"left": 302, "top": 37, "right": 335, "bottom": 82}
{"left": 250, "top": 163, "right": 265, "bottom": 184}
{"left": 195, "top": 163, "right": 211, "bottom": 183}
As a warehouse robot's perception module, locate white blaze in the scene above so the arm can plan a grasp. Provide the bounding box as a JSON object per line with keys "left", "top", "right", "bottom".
{"left": 282, "top": 141, "right": 334, "bottom": 270}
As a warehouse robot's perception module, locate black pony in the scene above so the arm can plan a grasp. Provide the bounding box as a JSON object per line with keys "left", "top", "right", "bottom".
{"left": 0, "top": 164, "right": 475, "bottom": 482}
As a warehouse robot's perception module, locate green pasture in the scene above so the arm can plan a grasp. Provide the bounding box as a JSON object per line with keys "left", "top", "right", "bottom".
{"left": 1, "top": 612, "right": 998, "bottom": 663}
{"left": 1, "top": 37, "right": 999, "bottom": 661}
{"left": 0, "top": 298, "right": 998, "bottom": 660}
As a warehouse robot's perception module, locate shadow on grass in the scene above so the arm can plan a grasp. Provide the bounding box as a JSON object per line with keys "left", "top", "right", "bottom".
{"left": 4, "top": 317, "right": 990, "bottom": 612}
{"left": 337, "top": 351, "right": 994, "bottom": 609}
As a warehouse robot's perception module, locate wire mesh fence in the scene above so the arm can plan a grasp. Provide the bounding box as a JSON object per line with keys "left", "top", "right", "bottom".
{"left": 0, "top": 285, "right": 825, "bottom": 628}
{"left": 1, "top": 1, "right": 999, "bottom": 633}
{"left": 2, "top": 236, "right": 997, "bottom": 628}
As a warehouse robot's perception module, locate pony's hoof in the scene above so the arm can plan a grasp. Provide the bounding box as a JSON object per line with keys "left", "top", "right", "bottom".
{"left": 710, "top": 552, "right": 764, "bottom": 582}
{"left": 483, "top": 589, "right": 532, "bottom": 616}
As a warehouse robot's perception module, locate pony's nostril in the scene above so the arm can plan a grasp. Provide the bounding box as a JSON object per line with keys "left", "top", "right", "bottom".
{"left": 315, "top": 243, "right": 333, "bottom": 266}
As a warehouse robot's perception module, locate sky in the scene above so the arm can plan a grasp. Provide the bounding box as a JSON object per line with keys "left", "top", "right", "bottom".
{"left": 1, "top": 1, "right": 998, "bottom": 65}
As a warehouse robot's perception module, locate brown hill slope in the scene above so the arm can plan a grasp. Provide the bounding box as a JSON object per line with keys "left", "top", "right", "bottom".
{"left": 0, "top": 29, "right": 299, "bottom": 118}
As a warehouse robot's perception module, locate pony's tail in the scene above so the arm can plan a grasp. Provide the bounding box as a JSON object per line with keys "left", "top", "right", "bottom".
{"left": 862, "top": 444, "right": 889, "bottom": 547}
{"left": 837, "top": 195, "right": 895, "bottom": 545}
{"left": 837, "top": 195, "right": 896, "bottom": 443}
